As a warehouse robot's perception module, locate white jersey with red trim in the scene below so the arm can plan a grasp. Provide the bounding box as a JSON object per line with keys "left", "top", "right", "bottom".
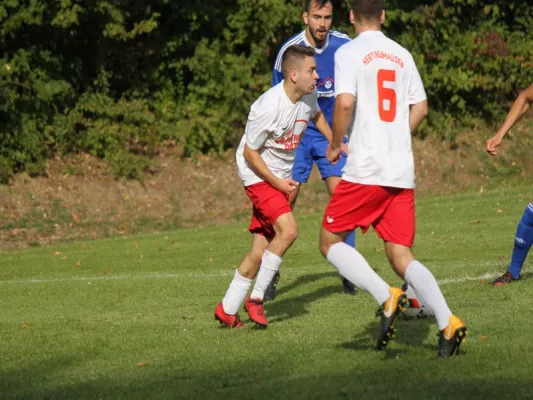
{"left": 236, "top": 82, "right": 320, "bottom": 187}
{"left": 335, "top": 30, "right": 427, "bottom": 188}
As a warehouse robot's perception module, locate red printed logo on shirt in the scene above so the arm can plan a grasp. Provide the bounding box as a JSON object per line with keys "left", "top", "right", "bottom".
{"left": 275, "top": 119, "right": 308, "bottom": 150}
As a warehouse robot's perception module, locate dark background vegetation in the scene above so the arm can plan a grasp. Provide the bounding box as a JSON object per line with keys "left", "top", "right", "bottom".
{"left": 1, "top": 0, "right": 532, "bottom": 183}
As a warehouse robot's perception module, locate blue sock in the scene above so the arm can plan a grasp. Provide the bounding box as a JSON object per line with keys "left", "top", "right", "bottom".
{"left": 344, "top": 230, "right": 356, "bottom": 248}
{"left": 508, "top": 203, "right": 533, "bottom": 279}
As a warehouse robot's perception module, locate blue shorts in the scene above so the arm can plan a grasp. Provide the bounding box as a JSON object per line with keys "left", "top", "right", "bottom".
{"left": 292, "top": 134, "right": 347, "bottom": 183}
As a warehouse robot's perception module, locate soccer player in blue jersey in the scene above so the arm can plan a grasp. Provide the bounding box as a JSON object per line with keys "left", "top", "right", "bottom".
{"left": 486, "top": 83, "right": 533, "bottom": 286}
{"left": 265, "top": 0, "right": 357, "bottom": 299}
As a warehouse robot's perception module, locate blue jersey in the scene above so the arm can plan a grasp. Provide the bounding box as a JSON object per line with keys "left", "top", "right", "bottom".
{"left": 272, "top": 30, "right": 350, "bottom": 137}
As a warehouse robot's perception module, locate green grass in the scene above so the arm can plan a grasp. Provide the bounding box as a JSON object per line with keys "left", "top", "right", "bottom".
{"left": 1, "top": 186, "right": 533, "bottom": 399}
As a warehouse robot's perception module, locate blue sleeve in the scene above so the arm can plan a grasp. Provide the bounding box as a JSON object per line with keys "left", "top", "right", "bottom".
{"left": 271, "top": 68, "right": 283, "bottom": 86}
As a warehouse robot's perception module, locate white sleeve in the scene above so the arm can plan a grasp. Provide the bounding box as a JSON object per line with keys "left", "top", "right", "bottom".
{"left": 408, "top": 61, "right": 427, "bottom": 105}
{"left": 335, "top": 49, "right": 357, "bottom": 97}
{"left": 244, "top": 104, "right": 277, "bottom": 150}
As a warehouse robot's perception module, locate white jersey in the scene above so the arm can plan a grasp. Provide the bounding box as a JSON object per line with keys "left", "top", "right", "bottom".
{"left": 335, "top": 30, "right": 427, "bottom": 188}
{"left": 236, "top": 82, "right": 320, "bottom": 187}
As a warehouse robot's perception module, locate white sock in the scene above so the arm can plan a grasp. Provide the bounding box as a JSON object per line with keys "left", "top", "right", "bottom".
{"left": 404, "top": 260, "right": 452, "bottom": 330}
{"left": 222, "top": 269, "right": 252, "bottom": 315}
{"left": 250, "top": 250, "right": 282, "bottom": 300}
{"left": 327, "top": 242, "right": 390, "bottom": 305}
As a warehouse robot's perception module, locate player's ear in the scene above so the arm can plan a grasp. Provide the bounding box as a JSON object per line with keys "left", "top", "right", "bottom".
{"left": 289, "top": 68, "right": 298, "bottom": 84}
{"left": 349, "top": 9, "right": 355, "bottom": 25}
{"left": 380, "top": 10, "right": 385, "bottom": 24}
{"left": 303, "top": 11, "right": 309, "bottom": 25}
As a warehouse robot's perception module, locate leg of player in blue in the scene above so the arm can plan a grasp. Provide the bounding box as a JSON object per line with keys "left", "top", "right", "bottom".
{"left": 344, "top": 230, "right": 356, "bottom": 247}
{"left": 493, "top": 203, "right": 533, "bottom": 286}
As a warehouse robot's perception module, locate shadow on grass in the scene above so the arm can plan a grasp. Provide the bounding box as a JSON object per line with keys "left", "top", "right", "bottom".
{"left": 3, "top": 351, "right": 531, "bottom": 400}
{"left": 518, "top": 270, "right": 533, "bottom": 281}
{"left": 340, "top": 316, "right": 435, "bottom": 355}
{"left": 267, "top": 285, "right": 340, "bottom": 323}
{"left": 275, "top": 271, "right": 340, "bottom": 298}
{"left": 265, "top": 271, "right": 343, "bottom": 323}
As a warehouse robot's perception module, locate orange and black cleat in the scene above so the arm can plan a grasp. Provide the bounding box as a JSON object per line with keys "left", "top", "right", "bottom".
{"left": 376, "top": 287, "right": 408, "bottom": 350}
{"left": 214, "top": 302, "right": 243, "bottom": 328}
{"left": 244, "top": 297, "right": 268, "bottom": 328}
{"left": 438, "top": 315, "right": 467, "bottom": 357}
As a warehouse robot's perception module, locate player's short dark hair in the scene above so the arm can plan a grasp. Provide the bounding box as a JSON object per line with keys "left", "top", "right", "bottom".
{"left": 351, "top": 0, "right": 384, "bottom": 21}
{"left": 281, "top": 45, "right": 316, "bottom": 78}
{"left": 305, "top": 0, "right": 332, "bottom": 13}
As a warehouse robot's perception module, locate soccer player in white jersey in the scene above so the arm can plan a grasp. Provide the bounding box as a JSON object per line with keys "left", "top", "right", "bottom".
{"left": 214, "top": 45, "right": 334, "bottom": 328}
{"left": 266, "top": 0, "right": 356, "bottom": 300}
{"left": 318, "top": 0, "right": 467, "bottom": 357}
{"left": 486, "top": 83, "right": 533, "bottom": 286}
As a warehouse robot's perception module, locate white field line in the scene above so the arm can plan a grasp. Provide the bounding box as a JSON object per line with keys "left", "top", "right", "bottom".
{"left": 0, "top": 261, "right": 518, "bottom": 286}
{"left": 0, "top": 271, "right": 235, "bottom": 285}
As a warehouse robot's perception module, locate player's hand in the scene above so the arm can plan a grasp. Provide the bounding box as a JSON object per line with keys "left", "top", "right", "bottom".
{"left": 486, "top": 134, "right": 503, "bottom": 156}
{"left": 341, "top": 142, "right": 349, "bottom": 156}
{"left": 326, "top": 144, "right": 341, "bottom": 164}
{"left": 274, "top": 178, "right": 299, "bottom": 194}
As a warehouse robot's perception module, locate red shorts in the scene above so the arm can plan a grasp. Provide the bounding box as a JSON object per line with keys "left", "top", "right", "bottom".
{"left": 245, "top": 182, "right": 291, "bottom": 238}
{"left": 322, "top": 181, "right": 415, "bottom": 247}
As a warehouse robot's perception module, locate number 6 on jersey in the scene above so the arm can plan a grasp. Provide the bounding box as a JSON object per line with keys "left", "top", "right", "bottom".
{"left": 377, "top": 69, "right": 397, "bottom": 122}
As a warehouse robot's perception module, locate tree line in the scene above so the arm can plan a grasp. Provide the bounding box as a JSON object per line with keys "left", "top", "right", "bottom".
{"left": 1, "top": 0, "right": 532, "bottom": 182}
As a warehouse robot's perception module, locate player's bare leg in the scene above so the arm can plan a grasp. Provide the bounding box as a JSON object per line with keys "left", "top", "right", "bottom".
{"left": 385, "top": 242, "right": 467, "bottom": 356}
{"left": 289, "top": 184, "right": 301, "bottom": 209}
{"left": 264, "top": 188, "right": 300, "bottom": 301}
{"left": 325, "top": 176, "right": 341, "bottom": 196}
{"left": 237, "top": 234, "right": 271, "bottom": 279}
{"left": 246, "top": 212, "right": 298, "bottom": 327}
{"left": 266, "top": 212, "right": 298, "bottom": 256}
{"left": 383, "top": 242, "right": 414, "bottom": 278}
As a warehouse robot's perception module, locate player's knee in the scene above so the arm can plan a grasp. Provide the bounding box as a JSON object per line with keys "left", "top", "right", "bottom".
{"left": 278, "top": 223, "right": 298, "bottom": 245}
{"left": 319, "top": 240, "right": 329, "bottom": 258}
{"left": 319, "top": 228, "right": 334, "bottom": 258}
{"left": 283, "top": 225, "right": 298, "bottom": 245}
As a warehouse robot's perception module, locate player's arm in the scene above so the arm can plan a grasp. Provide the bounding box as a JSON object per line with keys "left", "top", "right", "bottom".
{"left": 328, "top": 48, "right": 356, "bottom": 163}
{"left": 243, "top": 145, "right": 298, "bottom": 193}
{"left": 486, "top": 83, "right": 533, "bottom": 156}
{"left": 407, "top": 60, "right": 428, "bottom": 135}
{"left": 244, "top": 105, "right": 298, "bottom": 194}
{"left": 409, "top": 100, "right": 428, "bottom": 133}
{"left": 328, "top": 93, "right": 355, "bottom": 163}
{"left": 311, "top": 111, "right": 332, "bottom": 143}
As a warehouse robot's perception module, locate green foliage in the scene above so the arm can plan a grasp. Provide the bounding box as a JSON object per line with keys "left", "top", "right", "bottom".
{"left": 53, "top": 92, "right": 159, "bottom": 181}
{"left": 106, "top": 150, "right": 152, "bottom": 181}
{"left": 0, "top": 157, "right": 13, "bottom": 184}
{"left": 383, "top": 0, "right": 533, "bottom": 138}
{"left": 0, "top": 0, "right": 532, "bottom": 181}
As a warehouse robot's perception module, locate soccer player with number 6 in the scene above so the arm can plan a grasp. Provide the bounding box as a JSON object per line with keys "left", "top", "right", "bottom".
{"left": 318, "top": 0, "right": 467, "bottom": 357}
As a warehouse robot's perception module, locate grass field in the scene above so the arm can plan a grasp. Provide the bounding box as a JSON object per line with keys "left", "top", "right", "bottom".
{"left": 1, "top": 186, "right": 533, "bottom": 399}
